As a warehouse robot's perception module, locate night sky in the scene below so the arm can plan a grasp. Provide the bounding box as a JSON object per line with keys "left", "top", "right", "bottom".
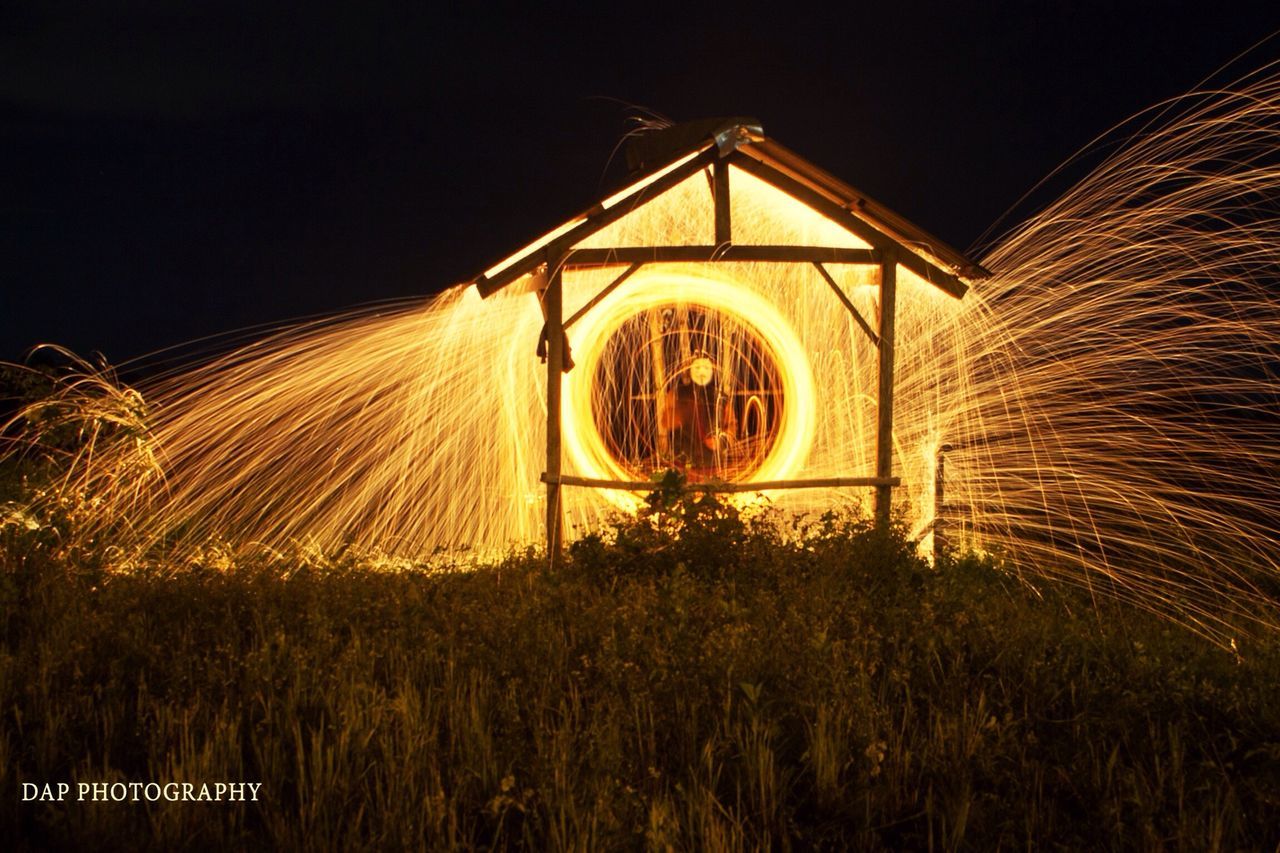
{"left": 4, "top": 3, "right": 1278, "bottom": 366}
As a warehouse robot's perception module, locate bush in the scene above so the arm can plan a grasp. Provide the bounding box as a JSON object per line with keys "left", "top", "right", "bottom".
{"left": 3, "top": 476, "right": 1278, "bottom": 849}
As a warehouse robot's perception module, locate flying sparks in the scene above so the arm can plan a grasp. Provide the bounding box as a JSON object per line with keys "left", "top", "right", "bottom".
{"left": 6, "top": 66, "right": 1280, "bottom": 642}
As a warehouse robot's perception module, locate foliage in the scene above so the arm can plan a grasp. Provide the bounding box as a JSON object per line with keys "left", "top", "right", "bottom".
{"left": 2, "top": 483, "right": 1278, "bottom": 850}
{"left": 0, "top": 349, "right": 159, "bottom": 566}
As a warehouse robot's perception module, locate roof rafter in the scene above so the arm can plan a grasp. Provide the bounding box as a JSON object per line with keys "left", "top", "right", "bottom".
{"left": 474, "top": 145, "right": 719, "bottom": 297}
{"left": 728, "top": 150, "right": 969, "bottom": 299}
{"left": 471, "top": 124, "right": 989, "bottom": 301}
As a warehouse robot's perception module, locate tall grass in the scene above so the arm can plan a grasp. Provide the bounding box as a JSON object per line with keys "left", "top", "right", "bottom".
{"left": 2, "top": 485, "right": 1278, "bottom": 849}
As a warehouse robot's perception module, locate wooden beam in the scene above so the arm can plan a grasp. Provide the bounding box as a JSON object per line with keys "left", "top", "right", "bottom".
{"left": 745, "top": 138, "right": 991, "bottom": 279}
{"left": 648, "top": 309, "right": 669, "bottom": 458}
{"left": 814, "top": 262, "right": 878, "bottom": 345}
{"left": 565, "top": 245, "right": 878, "bottom": 266}
{"left": 730, "top": 152, "right": 968, "bottom": 299}
{"left": 894, "top": 248, "right": 968, "bottom": 299}
{"left": 543, "top": 473, "right": 900, "bottom": 492}
{"left": 730, "top": 151, "right": 892, "bottom": 247}
{"left": 933, "top": 443, "right": 952, "bottom": 562}
{"left": 544, "top": 257, "right": 566, "bottom": 561}
{"left": 476, "top": 146, "right": 720, "bottom": 298}
{"left": 713, "top": 158, "right": 731, "bottom": 246}
{"left": 875, "top": 250, "right": 898, "bottom": 529}
{"left": 563, "top": 262, "right": 642, "bottom": 330}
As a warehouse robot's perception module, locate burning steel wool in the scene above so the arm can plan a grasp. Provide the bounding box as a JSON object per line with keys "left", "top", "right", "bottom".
{"left": 564, "top": 269, "right": 820, "bottom": 503}
{"left": 7, "top": 66, "right": 1280, "bottom": 642}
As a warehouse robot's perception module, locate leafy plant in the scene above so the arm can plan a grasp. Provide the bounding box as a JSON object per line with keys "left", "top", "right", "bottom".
{"left": 0, "top": 347, "right": 160, "bottom": 566}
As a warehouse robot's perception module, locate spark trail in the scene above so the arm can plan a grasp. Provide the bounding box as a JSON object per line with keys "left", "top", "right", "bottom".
{"left": 943, "top": 65, "right": 1280, "bottom": 637}
{"left": 6, "top": 66, "right": 1280, "bottom": 641}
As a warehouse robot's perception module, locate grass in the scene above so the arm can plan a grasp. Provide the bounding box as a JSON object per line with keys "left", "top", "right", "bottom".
{"left": 2, "top": 480, "right": 1279, "bottom": 850}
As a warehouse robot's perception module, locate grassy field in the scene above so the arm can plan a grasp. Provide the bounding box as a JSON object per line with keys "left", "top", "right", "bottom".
{"left": 2, "top": 480, "right": 1279, "bottom": 851}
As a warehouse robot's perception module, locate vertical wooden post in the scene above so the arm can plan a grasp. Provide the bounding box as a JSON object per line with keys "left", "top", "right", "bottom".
{"left": 545, "top": 255, "right": 565, "bottom": 561}
{"left": 933, "top": 443, "right": 951, "bottom": 562}
{"left": 648, "top": 310, "right": 670, "bottom": 457}
{"left": 713, "top": 159, "right": 731, "bottom": 246}
{"left": 875, "top": 251, "right": 897, "bottom": 529}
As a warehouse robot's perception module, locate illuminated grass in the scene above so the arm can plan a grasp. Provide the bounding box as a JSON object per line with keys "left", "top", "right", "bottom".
{"left": 2, "top": 503, "right": 1278, "bottom": 849}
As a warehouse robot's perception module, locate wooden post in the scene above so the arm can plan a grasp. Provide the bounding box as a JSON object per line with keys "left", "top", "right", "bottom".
{"left": 713, "top": 159, "right": 731, "bottom": 246}
{"left": 875, "top": 251, "right": 897, "bottom": 529}
{"left": 933, "top": 443, "right": 952, "bottom": 562}
{"left": 545, "top": 255, "right": 565, "bottom": 561}
{"left": 648, "top": 310, "right": 669, "bottom": 457}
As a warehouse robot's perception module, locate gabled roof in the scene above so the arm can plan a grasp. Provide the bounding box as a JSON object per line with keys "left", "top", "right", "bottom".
{"left": 471, "top": 118, "right": 990, "bottom": 300}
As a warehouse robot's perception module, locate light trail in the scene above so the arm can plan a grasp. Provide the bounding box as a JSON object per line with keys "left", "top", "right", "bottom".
{"left": 937, "top": 66, "right": 1280, "bottom": 638}
{"left": 563, "top": 268, "right": 817, "bottom": 509}
{"left": 5, "top": 66, "right": 1280, "bottom": 642}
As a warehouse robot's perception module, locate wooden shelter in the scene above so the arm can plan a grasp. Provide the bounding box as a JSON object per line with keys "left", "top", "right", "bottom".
{"left": 470, "top": 118, "right": 989, "bottom": 554}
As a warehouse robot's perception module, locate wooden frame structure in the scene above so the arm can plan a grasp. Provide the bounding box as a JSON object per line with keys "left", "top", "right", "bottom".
{"left": 470, "top": 119, "right": 989, "bottom": 555}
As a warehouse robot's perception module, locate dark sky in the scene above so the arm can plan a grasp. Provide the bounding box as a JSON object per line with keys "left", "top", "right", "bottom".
{"left": 4, "top": 2, "right": 1278, "bottom": 365}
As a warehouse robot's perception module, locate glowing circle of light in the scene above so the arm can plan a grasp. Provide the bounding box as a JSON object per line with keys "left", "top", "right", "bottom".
{"left": 563, "top": 268, "right": 817, "bottom": 507}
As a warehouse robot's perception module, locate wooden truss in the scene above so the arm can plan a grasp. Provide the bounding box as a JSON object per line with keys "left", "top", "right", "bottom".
{"left": 472, "top": 131, "right": 987, "bottom": 555}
